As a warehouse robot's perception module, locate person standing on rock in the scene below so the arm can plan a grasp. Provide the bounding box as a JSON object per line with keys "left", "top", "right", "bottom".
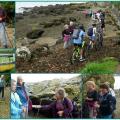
{"left": 16, "top": 76, "right": 32, "bottom": 118}
{"left": 32, "top": 88, "right": 73, "bottom": 118}
{"left": 62, "top": 24, "right": 71, "bottom": 49}
{"left": 0, "top": 4, "right": 8, "bottom": 48}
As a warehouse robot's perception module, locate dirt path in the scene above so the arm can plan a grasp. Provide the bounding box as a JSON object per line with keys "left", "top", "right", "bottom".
{"left": 0, "top": 87, "right": 10, "bottom": 118}
{"left": 16, "top": 12, "right": 120, "bottom": 73}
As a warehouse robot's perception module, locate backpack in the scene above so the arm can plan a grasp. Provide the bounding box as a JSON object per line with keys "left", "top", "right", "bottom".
{"left": 63, "top": 98, "right": 79, "bottom": 118}
{"left": 87, "top": 27, "right": 93, "bottom": 36}
{"left": 72, "top": 29, "right": 80, "bottom": 39}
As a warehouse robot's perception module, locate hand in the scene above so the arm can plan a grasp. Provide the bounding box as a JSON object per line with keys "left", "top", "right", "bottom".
{"left": 0, "top": 18, "right": 2, "bottom": 21}
{"left": 57, "top": 111, "right": 64, "bottom": 116}
{"left": 22, "top": 107, "right": 26, "bottom": 113}
{"left": 95, "top": 103, "right": 100, "bottom": 108}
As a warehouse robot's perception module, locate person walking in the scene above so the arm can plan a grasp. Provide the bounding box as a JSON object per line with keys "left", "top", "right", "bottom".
{"left": 0, "top": 4, "right": 8, "bottom": 48}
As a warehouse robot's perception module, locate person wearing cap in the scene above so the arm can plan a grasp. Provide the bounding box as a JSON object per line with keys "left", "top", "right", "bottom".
{"left": 16, "top": 76, "right": 31, "bottom": 118}
{"left": 11, "top": 80, "right": 26, "bottom": 119}
{"left": 0, "top": 75, "right": 5, "bottom": 100}
{"left": 32, "top": 88, "right": 73, "bottom": 118}
{"left": 0, "top": 4, "right": 8, "bottom": 48}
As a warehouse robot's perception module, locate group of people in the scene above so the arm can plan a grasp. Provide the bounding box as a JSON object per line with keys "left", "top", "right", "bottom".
{"left": 83, "top": 81, "right": 116, "bottom": 119}
{"left": 32, "top": 81, "right": 116, "bottom": 119}
{"left": 62, "top": 9, "right": 105, "bottom": 61}
{"left": 11, "top": 76, "right": 117, "bottom": 119}
{"left": 11, "top": 76, "right": 32, "bottom": 119}
{"left": 0, "top": 75, "right": 5, "bottom": 100}
{"left": 0, "top": 4, "right": 8, "bottom": 48}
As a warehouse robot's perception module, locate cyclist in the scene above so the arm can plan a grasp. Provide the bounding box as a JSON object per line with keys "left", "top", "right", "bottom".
{"left": 73, "top": 25, "right": 86, "bottom": 61}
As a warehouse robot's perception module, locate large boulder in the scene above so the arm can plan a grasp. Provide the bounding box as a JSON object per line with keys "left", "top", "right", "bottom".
{"left": 26, "top": 29, "right": 44, "bottom": 39}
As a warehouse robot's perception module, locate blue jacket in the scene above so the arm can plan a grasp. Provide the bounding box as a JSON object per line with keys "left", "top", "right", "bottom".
{"left": 73, "top": 30, "right": 85, "bottom": 44}
{"left": 16, "top": 84, "right": 28, "bottom": 107}
{"left": 11, "top": 92, "right": 22, "bottom": 119}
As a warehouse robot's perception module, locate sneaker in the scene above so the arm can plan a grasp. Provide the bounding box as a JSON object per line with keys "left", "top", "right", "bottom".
{"left": 79, "top": 58, "right": 86, "bottom": 62}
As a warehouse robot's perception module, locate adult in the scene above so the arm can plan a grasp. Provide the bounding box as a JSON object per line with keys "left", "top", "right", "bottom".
{"left": 0, "top": 75, "right": 5, "bottom": 100}
{"left": 69, "top": 21, "right": 75, "bottom": 35}
{"left": 11, "top": 80, "right": 26, "bottom": 119}
{"left": 0, "top": 4, "right": 8, "bottom": 48}
{"left": 33, "top": 88, "right": 73, "bottom": 118}
{"left": 85, "top": 81, "right": 98, "bottom": 118}
{"left": 97, "top": 84, "right": 116, "bottom": 119}
{"left": 16, "top": 76, "right": 32, "bottom": 118}
{"left": 73, "top": 25, "right": 86, "bottom": 61}
{"left": 62, "top": 24, "right": 71, "bottom": 49}
{"left": 87, "top": 23, "right": 97, "bottom": 49}
{"left": 105, "top": 82, "right": 116, "bottom": 97}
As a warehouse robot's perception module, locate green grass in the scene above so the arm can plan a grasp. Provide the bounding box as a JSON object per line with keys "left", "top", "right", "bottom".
{"left": 80, "top": 57, "right": 119, "bottom": 74}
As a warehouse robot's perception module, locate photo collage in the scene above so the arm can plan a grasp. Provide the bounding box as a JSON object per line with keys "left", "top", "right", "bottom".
{"left": 0, "top": 1, "right": 120, "bottom": 119}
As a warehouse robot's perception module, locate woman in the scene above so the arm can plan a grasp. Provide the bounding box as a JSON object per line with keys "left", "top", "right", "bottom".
{"left": 62, "top": 24, "right": 71, "bottom": 49}
{"left": 16, "top": 76, "right": 32, "bottom": 118}
{"left": 11, "top": 80, "right": 26, "bottom": 119}
{"left": 85, "top": 81, "right": 98, "bottom": 118}
{"left": 33, "top": 88, "right": 73, "bottom": 118}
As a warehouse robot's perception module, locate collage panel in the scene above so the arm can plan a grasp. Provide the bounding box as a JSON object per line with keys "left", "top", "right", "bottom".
{"left": 15, "top": 2, "right": 120, "bottom": 73}
{"left": 11, "top": 73, "right": 81, "bottom": 119}
{"left": 0, "top": 73, "right": 10, "bottom": 118}
{"left": 10, "top": 73, "right": 120, "bottom": 119}
{"left": 81, "top": 74, "right": 120, "bottom": 119}
{"left": 0, "top": 1, "right": 15, "bottom": 48}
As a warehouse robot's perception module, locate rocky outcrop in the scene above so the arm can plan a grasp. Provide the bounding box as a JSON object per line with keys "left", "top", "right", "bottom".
{"left": 26, "top": 29, "right": 44, "bottom": 39}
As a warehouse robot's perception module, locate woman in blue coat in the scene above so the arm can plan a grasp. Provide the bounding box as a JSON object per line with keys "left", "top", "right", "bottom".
{"left": 11, "top": 80, "right": 26, "bottom": 119}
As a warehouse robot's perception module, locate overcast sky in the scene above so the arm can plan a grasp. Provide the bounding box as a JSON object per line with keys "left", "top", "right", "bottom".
{"left": 11, "top": 74, "right": 120, "bottom": 90}
{"left": 11, "top": 73, "right": 80, "bottom": 83}
{"left": 16, "top": 2, "right": 84, "bottom": 13}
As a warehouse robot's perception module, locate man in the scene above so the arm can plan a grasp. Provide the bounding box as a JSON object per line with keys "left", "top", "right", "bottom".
{"left": 96, "top": 84, "right": 116, "bottom": 118}
{"left": 11, "top": 80, "right": 26, "bottom": 119}
{"left": 16, "top": 76, "right": 31, "bottom": 118}
{"left": 0, "top": 75, "right": 5, "bottom": 100}
{"left": 0, "top": 4, "right": 8, "bottom": 48}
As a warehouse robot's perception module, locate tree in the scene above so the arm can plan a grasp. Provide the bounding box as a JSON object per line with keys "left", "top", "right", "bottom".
{"left": 0, "top": 2, "right": 15, "bottom": 25}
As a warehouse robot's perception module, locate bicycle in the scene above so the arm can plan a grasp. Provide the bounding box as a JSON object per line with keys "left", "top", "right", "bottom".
{"left": 70, "top": 41, "right": 86, "bottom": 64}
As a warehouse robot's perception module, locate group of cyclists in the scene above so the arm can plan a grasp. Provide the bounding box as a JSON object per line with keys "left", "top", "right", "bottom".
{"left": 62, "top": 9, "right": 105, "bottom": 63}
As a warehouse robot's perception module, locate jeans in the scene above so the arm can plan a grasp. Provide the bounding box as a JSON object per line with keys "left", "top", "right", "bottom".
{"left": 0, "top": 87, "right": 4, "bottom": 98}
{"left": 0, "top": 22, "right": 8, "bottom": 47}
{"left": 101, "top": 114, "right": 112, "bottom": 119}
